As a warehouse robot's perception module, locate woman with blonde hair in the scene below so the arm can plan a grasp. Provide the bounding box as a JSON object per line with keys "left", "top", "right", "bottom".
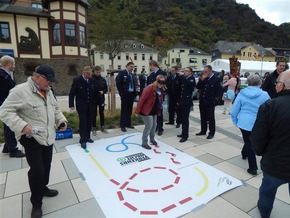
{"left": 135, "top": 75, "right": 166, "bottom": 149}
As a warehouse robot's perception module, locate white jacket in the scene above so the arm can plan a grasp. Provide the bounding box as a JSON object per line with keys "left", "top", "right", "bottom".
{"left": 0, "top": 77, "right": 67, "bottom": 146}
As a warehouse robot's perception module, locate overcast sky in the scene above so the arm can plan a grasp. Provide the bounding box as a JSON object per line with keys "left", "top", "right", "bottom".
{"left": 236, "top": 0, "right": 290, "bottom": 26}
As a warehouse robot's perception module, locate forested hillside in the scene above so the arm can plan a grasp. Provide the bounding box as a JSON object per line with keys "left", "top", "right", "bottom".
{"left": 88, "top": 0, "right": 290, "bottom": 53}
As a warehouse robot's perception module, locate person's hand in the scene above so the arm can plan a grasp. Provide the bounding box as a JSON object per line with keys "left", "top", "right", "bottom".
{"left": 58, "top": 122, "right": 67, "bottom": 131}
{"left": 99, "top": 91, "right": 104, "bottom": 95}
{"left": 22, "top": 124, "right": 33, "bottom": 135}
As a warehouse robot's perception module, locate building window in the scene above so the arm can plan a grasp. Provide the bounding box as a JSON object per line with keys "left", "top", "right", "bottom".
{"left": 67, "top": 63, "right": 78, "bottom": 75}
{"left": 0, "top": 22, "right": 11, "bottom": 43}
{"left": 142, "top": 54, "right": 145, "bottom": 61}
{"left": 100, "top": 52, "right": 104, "bottom": 60}
{"left": 64, "top": 23, "right": 76, "bottom": 45}
{"left": 52, "top": 23, "right": 61, "bottom": 45}
{"left": 126, "top": 53, "right": 129, "bottom": 60}
{"left": 243, "top": 52, "right": 245, "bottom": 56}
{"left": 202, "top": 59, "right": 207, "bottom": 66}
{"left": 118, "top": 55, "right": 121, "bottom": 60}
{"left": 141, "top": 44, "right": 144, "bottom": 49}
{"left": 133, "top": 44, "right": 136, "bottom": 48}
{"left": 32, "top": 3, "right": 43, "bottom": 9}
{"left": 248, "top": 52, "right": 252, "bottom": 57}
{"left": 134, "top": 53, "right": 137, "bottom": 60}
{"left": 117, "top": 65, "right": 121, "bottom": 69}
{"left": 172, "top": 58, "right": 174, "bottom": 63}
{"left": 79, "top": 25, "right": 86, "bottom": 47}
{"left": 180, "top": 50, "right": 185, "bottom": 53}
{"left": 149, "top": 54, "right": 153, "bottom": 60}
{"left": 142, "top": 66, "right": 145, "bottom": 70}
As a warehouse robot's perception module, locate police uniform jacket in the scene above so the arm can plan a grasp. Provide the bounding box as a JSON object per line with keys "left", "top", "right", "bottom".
{"left": 115, "top": 69, "right": 137, "bottom": 97}
{"left": 179, "top": 75, "right": 196, "bottom": 106}
{"left": 147, "top": 69, "right": 167, "bottom": 85}
{"left": 69, "top": 75, "right": 100, "bottom": 111}
{"left": 196, "top": 75, "right": 220, "bottom": 105}
{"left": 92, "top": 75, "right": 108, "bottom": 104}
{"left": 167, "top": 74, "right": 182, "bottom": 101}
{"left": 0, "top": 68, "right": 15, "bottom": 105}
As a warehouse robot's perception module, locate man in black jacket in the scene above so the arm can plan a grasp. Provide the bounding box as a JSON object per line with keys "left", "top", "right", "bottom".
{"left": 115, "top": 62, "right": 137, "bottom": 132}
{"left": 196, "top": 65, "right": 220, "bottom": 139}
{"left": 261, "top": 60, "right": 286, "bottom": 98}
{"left": 92, "top": 66, "right": 108, "bottom": 134}
{"left": 0, "top": 55, "right": 25, "bottom": 157}
{"left": 69, "top": 66, "right": 99, "bottom": 149}
{"left": 251, "top": 70, "right": 290, "bottom": 218}
{"left": 147, "top": 60, "right": 167, "bottom": 135}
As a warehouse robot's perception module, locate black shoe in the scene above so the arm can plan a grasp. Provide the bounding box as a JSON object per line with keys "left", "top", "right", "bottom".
{"left": 2, "top": 147, "right": 8, "bottom": 153}
{"left": 157, "top": 131, "right": 163, "bottom": 136}
{"left": 247, "top": 169, "right": 257, "bottom": 175}
{"left": 43, "top": 187, "right": 58, "bottom": 197}
{"left": 126, "top": 125, "right": 135, "bottom": 129}
{"left": 142, "top": 144, "right": 151, "bottom": 150}
{"left": 165, "top": 122, "right": 174, "bottom": 125}
{"left": 80, "top": 143, "right": 87, "bottom": 149}
{"left": 206, "top": 135, "right": 214, "bottom": 139}
{"left": 31, "top": 208, "right": 42, "bottom": 218}
{"left": 121, "top": 127, "right": 127, "bottom": 132}
{"left": 179, "top": 138, "right": 187, "bottom": 143}
{"left": 9, "top": 150, "right": 25, "bottom": 158}
{"left": 177, "top": 134, "right": 182, "bottom": 138}
{"left": 150, "top": 140, "right": 158, "bottom": 146}
{"left": 242, "top": 155, "right": 247, "bottom": 160}
{"left": 196, "top": 132, "right": 206, "bottom": 136}
{"left": 176, "top": 124, "right": 180, "bottom": 128}
{"left": 87, "top": 139, "right": 94, "bottom": 143}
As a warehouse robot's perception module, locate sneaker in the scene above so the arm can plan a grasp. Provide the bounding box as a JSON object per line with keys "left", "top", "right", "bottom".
{"left": 9, "top": 150, "right": 25, "bottom": 158}
{"left": 2, "top": 147, "right": 9, "bottom": 153}
{"left": 101, "top": 126, "right": 108, "bottom": 134}
{"left": 142, "top": 144, "right": 151, "bottom": 150}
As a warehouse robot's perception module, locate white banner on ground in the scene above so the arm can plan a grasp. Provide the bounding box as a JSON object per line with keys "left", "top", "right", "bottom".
{"left": 67, "top": 133, "right": 242, "bottom": 217}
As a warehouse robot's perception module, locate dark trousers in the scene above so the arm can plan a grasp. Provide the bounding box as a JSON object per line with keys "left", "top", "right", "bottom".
{"left": 156, "top": 109, "right": 164, "bottom": 132}
{"left": 168, "top": 96, "right": 179, "bottom": 123}
{"left": 199, "top": 103, "right": 215, "bottom": 135}
{"left": 240, "top": 128, "right": 258, "bottom": 170}
{"left": 181, "top": 105, "right": 191, "bottom": 139}
{"left": 19, "top": 136, "right": 53, "bottom": 209}
{"left": 77, "top": 104, "right": 96, "bottom": 143}
{"left": 120, "top": 92, "right": 135, "bottom": 128}
{"left": 3, "top": 123, "right": 18, "bottom": 152}
{"left": 92, "top": 104, "right": 105, "bottom": 128}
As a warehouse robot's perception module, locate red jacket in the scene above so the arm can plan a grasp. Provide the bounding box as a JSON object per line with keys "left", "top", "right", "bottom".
{"left": 135, "top": 85, "right": 164, "bottom": 116}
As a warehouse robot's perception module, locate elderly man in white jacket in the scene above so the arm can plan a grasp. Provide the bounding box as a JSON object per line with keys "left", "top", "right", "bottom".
{"left": 0, "top": 65, "right": 67, "bottom": 218}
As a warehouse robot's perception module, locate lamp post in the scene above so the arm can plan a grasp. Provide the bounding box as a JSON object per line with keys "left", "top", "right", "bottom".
{"left": 260, "top": 51, "right": 265, "bottom": 76}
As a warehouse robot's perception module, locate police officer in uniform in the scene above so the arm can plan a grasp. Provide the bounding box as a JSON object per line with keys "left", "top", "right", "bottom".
{"left": 115, "top": 62, "right": 137, "bottom": 132}
{"left": 196, "top": 65, "right": 220, "bottom": 139}
{"left": 166, "top": 66, "right": 182, "bottom": 127}
{"left": 69, "top": 66, "right": 100, "bottom": 149}
{"left": 177, "top": 67, "right": 196, "bottom": 142}
{"left": 147, "top": 60, "right": 167, "bottom": 135}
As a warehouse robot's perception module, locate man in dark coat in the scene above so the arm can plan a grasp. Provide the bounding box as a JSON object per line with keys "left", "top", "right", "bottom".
{"left": 147, "top": 60, "right": 167, "bottom": 135}
{"left": 92, "top": 66, "right": 108, "bottom": 134}
{"left": 166, "top": 66, "right": 182, "bottom": 127}
{"left": 0, "top": 55, "right": 25, "bottom": 157}
{"left": 138, "top": 69, "right": 147, "bottom": 97}
{"left": 261, "top": 60, "right": 286, "bottom": 98}
{"left": 69, "top": 66, "right": 99, "bottom": 149}
{"left": 115, "top": 62, "right": 137, "bottom": 132}
{"left": 177, "top": 67, "right": 196, "bottom": 142}
{"left": 196, "top": 65, "right": 220, "bottom": 139}
{"left": 251, "top": 70, "right": 290, "bottom": 218}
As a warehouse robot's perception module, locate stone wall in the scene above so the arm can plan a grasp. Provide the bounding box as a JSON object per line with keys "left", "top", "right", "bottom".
{"left": 14, "top": 57, "right": 90, "bottom": 95}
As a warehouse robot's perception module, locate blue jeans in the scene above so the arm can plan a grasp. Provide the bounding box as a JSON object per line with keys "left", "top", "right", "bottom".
{"left": 258, "top": 172, "right": 290, "bottom": 218}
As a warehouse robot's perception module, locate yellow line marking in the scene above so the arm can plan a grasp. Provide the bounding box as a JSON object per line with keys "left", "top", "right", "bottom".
{"left": 194, "top": 167, "right": 209, "bottom": 196}
{"left": 88, "top": 153, "right": 110, "bottom": 178}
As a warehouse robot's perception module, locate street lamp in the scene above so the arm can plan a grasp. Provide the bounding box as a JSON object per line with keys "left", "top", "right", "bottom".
{"left": 260, "top": 51, "right": 265, "bottom": 76}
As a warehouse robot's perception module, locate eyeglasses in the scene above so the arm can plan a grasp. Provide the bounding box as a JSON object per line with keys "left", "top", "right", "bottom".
{"left": 158, "top": 80, "right": 166, "bottom": 85}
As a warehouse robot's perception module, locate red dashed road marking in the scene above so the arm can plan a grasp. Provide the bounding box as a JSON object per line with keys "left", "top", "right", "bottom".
{"left": 124, "top": 202, "right": 137, "bottom": 211}
{"left": 169, "top": 169, "right": 178, "bottom": 175}
{"left": 140, "top": 211, "right": 158, "bottom": 215}
{"left": 129, "top": 173, "right": 138, "bottom": 180}
{"left": 161, "top": 184, "right": 174, "bottom": 191}
{"left": 179, "top": 197, "right": 193, "bottom": 204}
{"left": 117, "top": 191, "right": 124, "bottom": 201}
{"left": 174, "top": 176, "right": 181, "bottom": 184}
{"left": 166, "top": 151, "right": 176, "bottom": 157}
{"left": 126, "top": 187, "right": 140, "bottom": 193}
{"left": 143, "top": 189, "right": 158, "bottom": 192}
{"left": 140, "top": 168, "right": 151, "bottom": 172}
{"left": 110, "top": 179, "right": 120, "bottom": 186}
{"left": 153, "top": 149, "right": 161, "bottom": 154}
{"left": 120, "top": 181, "right": 129, "bottom": 190}
{"left": 154, "top": 166, "right": 166, "bottom": 169}
{"left": 171, "top": 158, "right": 181, "bottom": 164}
{"left": 162, "top": 204, "right": 177, "bottom": 213}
